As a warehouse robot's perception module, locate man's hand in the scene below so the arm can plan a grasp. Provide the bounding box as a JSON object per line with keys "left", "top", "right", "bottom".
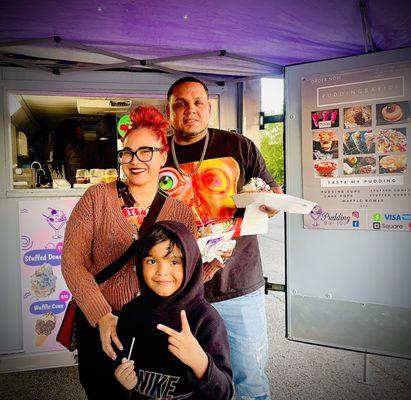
{"left": 157, "top": 310, "right": 209, "bottom": 380}
{"left": 115, "top": 358, "right": 137, "bottom": 390}
{"left": 259, "top": 186, "right": 283, "bottom": 218}
{"left": 259, "top": 204, "right": 280, "bottom": 218}
{"left": 98, "top": 312, "right": 123, "bottom": 360}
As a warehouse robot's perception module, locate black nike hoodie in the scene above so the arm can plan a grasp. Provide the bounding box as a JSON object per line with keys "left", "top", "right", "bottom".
{"left": 116, "top": 220, "right": 233, "bottom": 400}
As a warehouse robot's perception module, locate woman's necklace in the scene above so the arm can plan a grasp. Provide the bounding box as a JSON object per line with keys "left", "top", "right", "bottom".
{"left": 120, "top": 182, "right": 154, "bottom": 235}
{"left": 171, "top": 131, "right": 209, "bottom": 177}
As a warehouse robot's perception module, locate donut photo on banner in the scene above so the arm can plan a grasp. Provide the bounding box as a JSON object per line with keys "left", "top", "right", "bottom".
{"left": 376, "top": 101, "right": 410, "bottom": 125}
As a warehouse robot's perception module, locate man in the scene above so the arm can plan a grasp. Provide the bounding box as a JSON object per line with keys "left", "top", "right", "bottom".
{"left": 161, "top": 76, "right": 282, "bottom": 399}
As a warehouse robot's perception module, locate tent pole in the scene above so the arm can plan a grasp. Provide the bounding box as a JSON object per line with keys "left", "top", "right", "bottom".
{"left": 0, "top": 37, "right": 55, "bottom": 48}
{"left": 59, "top": 61, "right": 141, "bottom": 73}
{"left": 223, "top": 52, "right": 283, "bottom": 70}
{"left": 236, "top": 82, "right": 244, "bottom": 134}
{"left": 0, "top": 54, "right": 51, "bottom": 73}
{"left": 225, "top": 72, "right": 284, "bottom": 83}
{"left": 145, "top": 51, "right": 222, "bottom": 65}
{"left": 359, "top": 1, "right": 375, "bottom": 53}
{"left": 57, "top": 38, "right": 137, "bottom": 62}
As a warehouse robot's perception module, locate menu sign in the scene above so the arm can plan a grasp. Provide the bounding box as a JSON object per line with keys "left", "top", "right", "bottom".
{"left": 302, "top": 61, "right": 411, "bottom": 231}
{"left": 19, "top": 199, "right": 78, "bottom": 352}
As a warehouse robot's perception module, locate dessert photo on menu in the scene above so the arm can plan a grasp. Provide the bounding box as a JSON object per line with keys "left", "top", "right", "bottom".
{"left": 376, "top": 128, "right": 407, "bottom": 153}
{"left": 343, "top": 156, "right": 377, "bottom": 175}
{"left": 343, "top": 130, "right": 375, "bottom": 155}
{"left": 311, "top": 109, "right": 339, "bottom": 129}
{"left": 376, "top": 101, "right": 410, "bottom": 125}
{"left": 343, "top": 105, "right": 372, "bottom": 129}
{"left": 313, "top": 130, "right": 339, "bottom": 159}
{"left": 313, "top": 160, "right": 338, "bottom": 178}
{"left": 378, "top": 154, "right": 407, "bottom": 174}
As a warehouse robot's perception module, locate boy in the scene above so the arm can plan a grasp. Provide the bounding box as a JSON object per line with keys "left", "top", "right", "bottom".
{"left": 114, "top": 220, "right": 233, "bottom": 399}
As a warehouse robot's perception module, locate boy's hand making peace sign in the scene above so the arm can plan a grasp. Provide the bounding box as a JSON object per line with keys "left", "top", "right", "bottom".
{"left": 157, "top": 310, "right": 209, "bottom": 380}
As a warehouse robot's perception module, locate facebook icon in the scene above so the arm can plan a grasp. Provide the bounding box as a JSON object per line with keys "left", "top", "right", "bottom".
{"left": 353, "top": 220, "right": 360, "bottom": 227}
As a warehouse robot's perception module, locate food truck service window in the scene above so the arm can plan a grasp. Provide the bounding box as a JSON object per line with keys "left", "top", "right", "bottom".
{"left": 8, "top": 93, "right": 219, "bottom": 192}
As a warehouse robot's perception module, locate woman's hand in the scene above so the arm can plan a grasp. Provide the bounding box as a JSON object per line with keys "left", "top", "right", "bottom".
{"left": 115, "top": 358, "right": 137, "bottom": 390}
{"left": 157, "top": 310, "right": 209, "bottom": 380}
{"left": 218, "top": 247, "right": 234, "bottom": 263}
{"left": 98, "top": 312, "right": 123, "bottom": 360}
{"left": 217, "top": 239, "right": 235, "bottom": 264}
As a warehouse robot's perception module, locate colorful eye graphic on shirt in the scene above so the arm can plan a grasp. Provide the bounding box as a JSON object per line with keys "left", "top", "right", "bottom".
{"left": 159, "top": 168, "right": 189, "bottom": 196}
{"left": 159, "top": 157, "right": 240, "bottom": 225}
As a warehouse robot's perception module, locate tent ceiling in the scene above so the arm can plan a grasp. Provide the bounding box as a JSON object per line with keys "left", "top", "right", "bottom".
{"left": 0, "top": 0, "right": 410, "bottom": 79}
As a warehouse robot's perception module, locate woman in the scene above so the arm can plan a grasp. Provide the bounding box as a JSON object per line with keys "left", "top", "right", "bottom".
{"left": 52, "top": 118, "right": 85, "bottom": 186}
{"left": 61, "top": 106, "right": 201, "bottom": 399}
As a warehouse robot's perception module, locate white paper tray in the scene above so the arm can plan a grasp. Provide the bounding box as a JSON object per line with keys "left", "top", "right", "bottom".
{"left": 231, "top": 192, "right": 317, "bottom": 214}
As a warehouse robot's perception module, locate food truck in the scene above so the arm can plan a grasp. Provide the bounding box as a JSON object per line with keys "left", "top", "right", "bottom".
{"left": 0, "top": 67, "right": 260, "bottom": 370}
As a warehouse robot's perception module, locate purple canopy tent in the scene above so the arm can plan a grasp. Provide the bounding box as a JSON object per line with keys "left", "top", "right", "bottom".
{"left": 0, "top": 0, "right": 410, "bottom": 80}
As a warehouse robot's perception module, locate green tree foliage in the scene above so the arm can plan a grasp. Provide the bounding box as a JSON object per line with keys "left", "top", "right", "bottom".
{"left": 260, "top": 122, "right": 284, "bottom": 186}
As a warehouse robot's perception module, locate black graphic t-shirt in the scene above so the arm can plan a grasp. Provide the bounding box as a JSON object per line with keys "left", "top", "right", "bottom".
{"left": 160, "top": 129, "right": 278, "bottom": 302}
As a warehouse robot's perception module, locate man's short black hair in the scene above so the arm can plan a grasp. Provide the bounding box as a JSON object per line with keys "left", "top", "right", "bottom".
{"left": 167, "top": 77, "right": 209, "bottom": 100}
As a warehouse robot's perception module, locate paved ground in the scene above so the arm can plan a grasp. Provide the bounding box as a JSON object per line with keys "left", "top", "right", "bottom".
{"left": 1, "top": 215, "right": 410, "bottom": 399}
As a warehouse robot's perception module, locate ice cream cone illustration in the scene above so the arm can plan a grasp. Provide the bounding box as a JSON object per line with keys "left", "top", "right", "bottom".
{"left": 352, "top": 131, "right": 362, "bottom": 152}
{"left": 35, "top": 334, "right": 48, "bottom": 347}
{"left": 35, "top": 312, "right": 56, "bottom": 347}
{"left": 364, "top": 131, "right": 374, "bottom": 152}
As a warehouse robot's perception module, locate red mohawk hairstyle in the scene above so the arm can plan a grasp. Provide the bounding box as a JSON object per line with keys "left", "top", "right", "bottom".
{"left": 123, "top": 105, "right": 169, "bottom": 152}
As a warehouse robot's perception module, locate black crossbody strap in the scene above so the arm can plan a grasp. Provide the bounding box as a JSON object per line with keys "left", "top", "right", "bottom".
{"left": 94, "top": 190, "right": 168, "bottom": 285}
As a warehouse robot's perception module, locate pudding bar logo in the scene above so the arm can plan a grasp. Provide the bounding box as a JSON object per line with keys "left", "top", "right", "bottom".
{"left": 309, "top": 206, "right": 351, "bottom": 227}
{"left": 309, "top": 205, "right": 323, "bottom": 227}
{"left": 320, "top": 212, "right": 351, "bottom": 226}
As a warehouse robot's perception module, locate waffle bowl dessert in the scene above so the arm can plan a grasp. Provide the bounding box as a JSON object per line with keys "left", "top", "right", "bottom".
{"left": 241, "top": 177, "right": 271, "bottom": 192}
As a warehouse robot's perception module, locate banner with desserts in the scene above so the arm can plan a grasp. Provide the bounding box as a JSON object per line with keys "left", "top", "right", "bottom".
{"left": 19, "top": 199, "right": 79, "bottom": 353}
{"left": 301, "top": 60, "right": 411, "bottom": 231}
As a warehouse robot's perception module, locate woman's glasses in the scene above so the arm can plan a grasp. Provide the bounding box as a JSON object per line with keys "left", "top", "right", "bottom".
{"left": 118, "top": 147, "right": 163, "bottom": 164}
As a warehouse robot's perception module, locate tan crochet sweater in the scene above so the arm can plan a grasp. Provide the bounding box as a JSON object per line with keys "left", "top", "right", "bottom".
{"left": 61, "top": 181, "right": 197, "bottom": 326}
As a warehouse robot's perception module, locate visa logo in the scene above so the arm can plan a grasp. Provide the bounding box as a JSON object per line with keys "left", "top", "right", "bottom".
{"left": 384, "top": 214, "right": 401, "bottom": 221}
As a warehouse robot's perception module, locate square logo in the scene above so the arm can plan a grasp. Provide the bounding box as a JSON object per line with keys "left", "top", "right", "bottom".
{"left": 372, "top": 213, "right": 381, "bottom": 222}
{"left": 373, "top": 222, "right": 381, "bottom": 229}
{"left": 352, "top": 220, "right": 360, "bottom": 227}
